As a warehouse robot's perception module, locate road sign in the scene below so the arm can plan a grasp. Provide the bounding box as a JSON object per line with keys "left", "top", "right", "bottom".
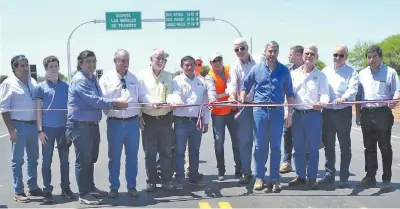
{"left": 105, "top": 12, "right": 142, "bottom": 30}
{"left": 165, "top": 10, "right": 200, "bottom": 29}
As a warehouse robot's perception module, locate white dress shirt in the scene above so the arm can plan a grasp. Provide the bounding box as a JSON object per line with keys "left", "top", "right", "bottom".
{"left": 99, "top": 70, "right": 152, "bottom": 118}
{"left": 322, "top": 64, "right": 359, "bottom": 109}
{"left": 0, "top": 74, "right": 37, "bottom": 121}
{"left": 167, "top": 73, "right": 210, "bottom": 124}
{"left": 291, "top": 67, "right": 330, "bottom": 110}
{"left": 227, "top": 55, "right": 256, "bottom": 102}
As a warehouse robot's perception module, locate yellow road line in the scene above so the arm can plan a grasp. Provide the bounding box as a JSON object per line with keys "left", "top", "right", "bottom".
{"left": 218, "top": 201, "right": 232, "bottom": 208}
{"left": 199, "top": 201, "right": 212, "bottom": 208}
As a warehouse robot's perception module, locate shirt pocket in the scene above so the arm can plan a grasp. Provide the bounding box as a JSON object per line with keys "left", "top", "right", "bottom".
{"left": 377, "top": 81, "right": 389, "bottom": 95}
{"left": 306, "top": 80, "right": 318, "bottom": 91}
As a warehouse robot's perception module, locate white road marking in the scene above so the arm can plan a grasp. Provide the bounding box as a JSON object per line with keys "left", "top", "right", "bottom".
{"left": 0, "top": 133, "right": 9, "bottom": 138}
{"left": 352, "top": 127, "right": 400, "bottom": 139}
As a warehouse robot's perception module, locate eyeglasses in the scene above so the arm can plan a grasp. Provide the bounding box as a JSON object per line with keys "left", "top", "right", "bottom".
{"left": 212, "top": 57, "right": 223, "bottom": 63}
{"left": 305, "top": 52, "right": 316, "bottom": 56}
{"left": 120, "top": 78, "right": 127, "bottom": 89}
{"left": 333, "top": 53, "right": 345, "bottom": 58}
{"left": 234, "top": 47, "right": 246, "bottom": 52}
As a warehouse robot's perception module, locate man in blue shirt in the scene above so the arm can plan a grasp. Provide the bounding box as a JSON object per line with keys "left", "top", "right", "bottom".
{"left": 35, "top": 56, "right": 74, "bottom": 203}
{"left": 66, "top": 50, "right": 128, "bottom": 205}
{"left": 240, "top": 41, "right": 294, "bottom": 192}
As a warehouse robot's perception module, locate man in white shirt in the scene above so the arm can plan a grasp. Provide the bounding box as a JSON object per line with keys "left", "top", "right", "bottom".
{"left": 167, "top": 55, "right": 210, "bottom": 189}
{"left": 227, "top": 38, "right": 256, "bottom": 184}
{"left": 287, "top": 45, "right": 329, "bottom": 189}
{"left": 99, "top": 49, "right": 153, "bottom": 198}
{"left": 319, "top": 45, "right": 359, "bottom": 187}
{"left": 0, "top": 55, "right": 43, "bottom": 202}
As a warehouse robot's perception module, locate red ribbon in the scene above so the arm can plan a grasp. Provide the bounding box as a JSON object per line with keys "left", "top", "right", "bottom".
{"left": 196, "top": 103, "right": 213, "bottom": 130}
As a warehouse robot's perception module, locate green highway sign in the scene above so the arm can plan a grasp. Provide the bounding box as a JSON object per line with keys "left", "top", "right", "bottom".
{"left": 165, "top": 10, "right": 200, "bottom": 29}
{"left": 105, "top": 12, "right": 142, "bottom": 30}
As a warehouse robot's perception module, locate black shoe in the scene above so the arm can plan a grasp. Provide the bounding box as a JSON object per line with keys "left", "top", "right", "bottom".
{"left": 288, "top": 177, "right": 306, "bottom": 187}
{"left": 239, "top": 174, "right": 252, "bottom": 184}
{"left": 43, "top": 192, "right": 54, "bottom": 203}
{"left": 357, "top": 176, "right": 376, "bottom": 187}
{"left": 308, "top": 178, "right": 318, "bottom": 190}
{"left": 90, "top": 187, "right": 108, "bottom": 198}
{"left": 146, "top": 183, "right": 156, "bottom": 192}
{"left": 128, "top": 187, "right": 139, "bottom": 197}
{"left": 108, "top": 189, "right": 118, "bottom": 198}
{"left": 235, "top": 172, "right": 242, "bottom": 179}
{"left": 62, "top": 187, "right": 75, "bottom": 199}
{"left": 28, "top": 188, "right": 43, "bottom": 197}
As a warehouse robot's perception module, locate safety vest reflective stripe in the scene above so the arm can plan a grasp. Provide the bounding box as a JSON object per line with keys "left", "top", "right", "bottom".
{"left": 215, "top": 92, "right": 228, "bottom": 99}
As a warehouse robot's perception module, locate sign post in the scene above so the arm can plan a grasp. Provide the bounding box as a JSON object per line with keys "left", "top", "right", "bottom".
{"left": 105, "top": 12, "right": 142, "bottom": 30}
{"left": 165, "top": 10, "right": 200, "bottom": 29}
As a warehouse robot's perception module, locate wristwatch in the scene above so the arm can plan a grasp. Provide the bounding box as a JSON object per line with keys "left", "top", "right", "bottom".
{"left": 38, "top": 130, "right": 43, "bottom": 134}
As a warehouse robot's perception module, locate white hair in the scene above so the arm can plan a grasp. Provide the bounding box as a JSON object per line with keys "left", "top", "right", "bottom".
{"left": 335, "top": 44, "right": 349, "bottom": 54}
{"left": 305, "top": 44, "right": 319, "bottom": 55}
{"left": 114, "top": 49, "right": 129, "bottom": 60}
{"left": 151, "top": 48, "right": 169, "bottom": 58}
{"left": 233, "top": 37, "right": 247, "bottom": 46}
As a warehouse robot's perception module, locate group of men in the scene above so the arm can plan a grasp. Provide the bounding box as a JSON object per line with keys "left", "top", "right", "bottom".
{"left": 0, "top": 37, "right": 398, "bottom": 205}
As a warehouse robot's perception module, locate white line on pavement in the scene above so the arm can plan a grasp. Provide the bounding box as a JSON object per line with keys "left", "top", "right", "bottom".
{"left": 0, "top": 133, "right": 9, "bottom": 138}
{"left": 352, "top": 127, "right": 400, "bottom": 139}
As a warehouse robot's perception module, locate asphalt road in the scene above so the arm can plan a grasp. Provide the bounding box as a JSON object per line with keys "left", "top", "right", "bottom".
{"left": 0, "top": 118, "right": 400, "bottom": 208}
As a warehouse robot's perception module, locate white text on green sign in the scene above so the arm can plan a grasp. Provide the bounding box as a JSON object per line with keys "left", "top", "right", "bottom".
{"left": 165, "top": 11, "right": 200, "bottom": 29}
{"left": 105, "top": 12, "right": 142, "bottom": 30}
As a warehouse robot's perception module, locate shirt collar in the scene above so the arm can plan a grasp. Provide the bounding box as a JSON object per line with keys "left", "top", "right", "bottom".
{"left": 239, "top": 55, "right": 254, "bottom": 64}
{"left": 369, "top": 63, "right": 384, "bottom": 73}
{"left": 80, "top": 69, "right": 96, "bottom": 81}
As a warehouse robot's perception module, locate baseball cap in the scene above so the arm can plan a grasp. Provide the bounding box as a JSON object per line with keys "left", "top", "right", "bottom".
{"left": 209, "top": 52, "right": 223, "bottom": 62}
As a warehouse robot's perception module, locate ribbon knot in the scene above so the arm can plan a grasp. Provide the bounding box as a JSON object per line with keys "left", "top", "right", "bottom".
{"left": 196, "top": 103, "right": 213, "bottom": 130}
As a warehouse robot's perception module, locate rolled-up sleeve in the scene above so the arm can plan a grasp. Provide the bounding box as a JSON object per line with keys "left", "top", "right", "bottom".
{"left": 227, "top": 63, "right": 238, "bottom": 94}
{"left": 342, "top": 70, "right": 359, "bottom": 101}
{"left": 75, "top": 79, "right": 114, "bottom": 109}
{"left": 319, "top": 73, "right": 330, "bottom": 104}
{"left": 241, "top": 66, "right": 256, "bottom": 92}
{"left": 205, "top": 75, "right": 216, "bottom": 100}
{"left": 0, "top": 82, "right": 12, "bottom": 113}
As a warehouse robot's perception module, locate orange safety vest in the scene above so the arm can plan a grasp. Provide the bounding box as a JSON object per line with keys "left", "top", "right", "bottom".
{"left": 208, "top": 65, "right": 231, "bottom": 116}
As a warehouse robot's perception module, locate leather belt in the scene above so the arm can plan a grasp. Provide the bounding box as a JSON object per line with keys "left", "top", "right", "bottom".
{"left": 294, "top": 109, "right": 319, "bottom": 114}
{"left": 12, "top": 120, "right": 35, "bottom": 124}
{"left": 142, "top": 111, "right": 172, "bottom": 120}
{"left": 361, "top": 106, "right": 389, "bottom": 113}
{"left": 174, "top": 116, "right": 198, "bottom": 121}
{"left": 108, "top": 115, "right": 138, "bottom": 121}
{"left": 71, "top": 120, "right": 99, "bottom": 125}
{"left": 323, "top": 106, "right": 352, "bottom": 112}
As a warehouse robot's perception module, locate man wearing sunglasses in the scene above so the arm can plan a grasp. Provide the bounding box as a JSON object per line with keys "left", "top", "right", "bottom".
{"left": 205, "top": 52, "right": 241, "bottom": 181}
{"left": 0, "top": 55, "right": 43, "bottom": 202}
{"left": 240, "top": 41, "right": 295, "bottom": 192}
{"left": 227, "top": 38, "right": 256, "bottom": 184}
{"left": 99, "top": 49, "right": 154, "bottom": 198}
{"left": 319, "top": 45, "right": 359, "bottom": 187}
{"left": 195, "top": 57, "right": 203, "bottom": 77}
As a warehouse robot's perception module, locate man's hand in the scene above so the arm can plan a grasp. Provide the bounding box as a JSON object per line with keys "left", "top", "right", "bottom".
{"left": 355, "top": 114, "right": 361, "bottom": 126}
{"left": 152, "top": 104, "right": 163, "bottom": 109}
{"left": 114, "top": 99, "right": 128, "bottom": 108}
{"left": 312, "top": 102, "right": 324, "bottom": 110}
{"left": 334, "top": 98, "right": 346, "bottom": 105}
{"left": 139, "top": 116, "right": 146, "bottom": 130}
{"left": 228, "top": 96, "right": 238, "bottom": 111}
{"left": 9, "top": 130, "right": 17, "bottom": 143}
{"left": 203, "top": 124, "right": 209, "bottom": 133}
{"left": 284, "top": 114, "right": 292, "bottom": 128}
{"left": 38, "top": 132, "right": 48, "bottom": 145}
{"left": 388, "top": 101, "right": 398, "bottom": 109}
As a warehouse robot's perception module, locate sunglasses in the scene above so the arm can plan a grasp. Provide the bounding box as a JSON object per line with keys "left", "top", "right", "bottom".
{"left": 305, "top": 52, "right": 316, "bottom": 56}
{"left": 212, "top": 57, "right": 223, "bottom": 63}
{"left": 333, "top": 53, "right": 345, "bottom": 58}
{"left": 234, "top": 47, "right": 246, "bottom": 52}
{"left": 120, "top": 78, "right": 127, "bottom": 89}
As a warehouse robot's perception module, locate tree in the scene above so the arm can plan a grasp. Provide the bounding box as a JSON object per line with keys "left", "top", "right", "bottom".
{"left": 172, "top": 70, "right": 181, "bottom": 79}
{"left": 315, "top": 60, "right": 327, "bottom": 70}
{"left": 59, "top": 72, "right": 68, "bottom": 82}
{"left": 0, "top": 75, "right": 8, "bottom": 84}
{"left": 200, "top": 65, "right": 210, "bottom": 77}
{"left": 378, "top": 34, "right": 400, "bottom": 74}
{"left": 348, "top": 40, "right": 374, "bottom": 71}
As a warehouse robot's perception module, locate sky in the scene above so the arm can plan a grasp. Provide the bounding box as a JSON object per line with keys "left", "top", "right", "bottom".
{"left": 1, "top": 0, "right": 400, "bottom": 78}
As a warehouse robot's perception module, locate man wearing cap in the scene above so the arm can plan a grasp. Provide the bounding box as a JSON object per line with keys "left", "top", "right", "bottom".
{"left": 138, "top": 48, "right": 174, "bottom": 192}
{"left": 227, "top": 38, "right": 256, "bottom": 184}
{"left": 288, "top": 45, "right": 330, "bottom": 190}
{"left": 0, "top": 55, "right": 43, "bottom": 202}
{"left": 241, "top": 41, "right": 294, "bottom": 192}
{"left": 355, "top": 45, "right": 400, "bottom": 191}
{"left": 205, "top": 52, "right": 241, "bottom": 181}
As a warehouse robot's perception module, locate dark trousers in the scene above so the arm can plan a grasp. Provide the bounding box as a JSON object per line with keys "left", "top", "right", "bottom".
{"left": 142, "top": 113, "right": 173, "bottom": 183}
{"left": 42, "top": 126, "right": 71, "bottom": 193}
{"left": 322, "top": 107, "right": 352, "bottom": 181}
{"left": 283, "top": 127, "right": 293, "bottom": 162}
{"left": 211, "top": 112, "right": 241, "bottom": 176}
{"left": 360, "top": 106, "right": 394, "bottom": 182}
{"left": 66, "top": 121, "right": 100, "bottom": 198}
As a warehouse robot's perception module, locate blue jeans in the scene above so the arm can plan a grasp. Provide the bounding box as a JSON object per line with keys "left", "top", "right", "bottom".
{"left": 211, "top": 112, "right": 241, "bottom": 175}
{"left": 11, "top": 120, "right": 39, "bottom": 194}
{"left": 107, "top": 118, "right": 140, "bottom": 190}
{"left": 236, "top": 106, "right": 253, "bottom": 175}
{"left": 174, "top": 117, "right": 202, "bottom": 181}
{"left": 66, "top": 121, "right": 100, "bottom": 198}
{"left": 42, "top": 126, "right": 71, "bottom": 193}
{"left": 292, "top": 110, "right": 322, "bottom": 179}
{"left": 253, "top": 107, "right": 284, "bottom": 181}
{"left": 283, "top": 126, "right": 293, "bottom": 162}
